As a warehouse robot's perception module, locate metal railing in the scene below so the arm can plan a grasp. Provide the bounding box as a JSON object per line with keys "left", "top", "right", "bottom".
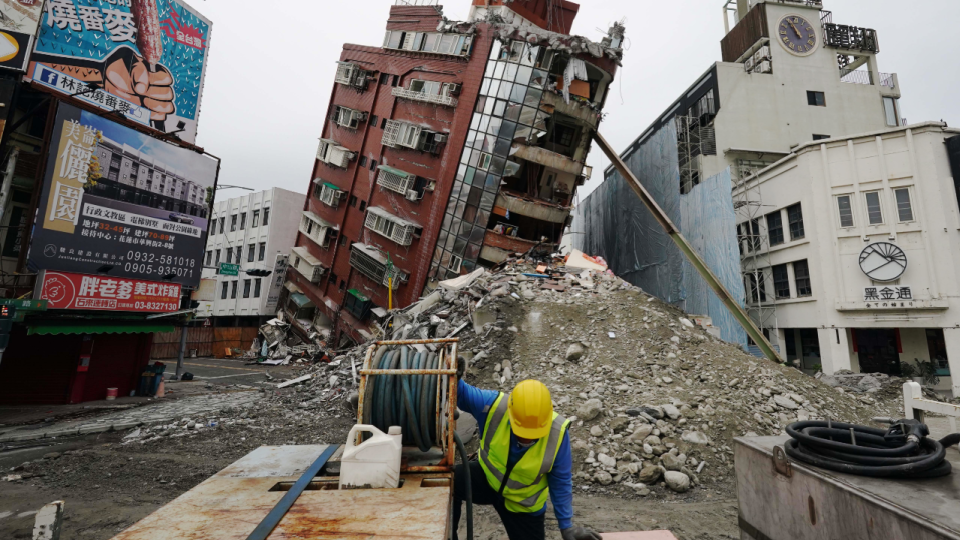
{"left": 839, "top": 69, "right": 896, "bottom": 88}
{"left": 903, "top": 381, "right": 958, "bottom": 435}
{"left": 391, "top": 86, "right": 458, "bottom": 108}
{"left": 394, "top": 0, "right": 438, "bottom": 5}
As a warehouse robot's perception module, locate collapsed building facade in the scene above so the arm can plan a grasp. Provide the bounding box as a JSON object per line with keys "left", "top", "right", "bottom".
{"left": 283, "top": 0, "right": 623, "bottom": 344}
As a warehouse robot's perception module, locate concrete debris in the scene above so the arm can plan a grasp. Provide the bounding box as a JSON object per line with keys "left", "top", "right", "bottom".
{"left": 36, "top": 254, "right": 900, "bottom": 505}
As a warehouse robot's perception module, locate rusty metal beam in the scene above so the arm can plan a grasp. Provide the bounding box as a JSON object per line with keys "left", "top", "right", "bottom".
{"left": 592, "top": 131, "right": 784, "bottom": 364}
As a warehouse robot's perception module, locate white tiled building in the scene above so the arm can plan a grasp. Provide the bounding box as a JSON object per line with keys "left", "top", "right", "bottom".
{"left": 197, "top": 188, "right": 304, "bottom": 322}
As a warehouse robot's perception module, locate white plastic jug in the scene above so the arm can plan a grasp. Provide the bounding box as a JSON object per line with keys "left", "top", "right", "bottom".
{"left": 339, "top": 424, "right": 402, "bottom": 489}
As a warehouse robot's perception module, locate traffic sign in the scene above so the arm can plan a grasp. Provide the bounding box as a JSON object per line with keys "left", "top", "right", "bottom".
{"left": 219, "top": 263, "right": 240, "bottom": 276}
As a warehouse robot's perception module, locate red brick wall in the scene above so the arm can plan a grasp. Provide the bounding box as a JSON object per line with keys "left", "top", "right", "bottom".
{"left": 471, "top": 0, "right": 580, "bottom": 34}
{"left": 291, "top": 21, "right": 496, "bottom": 340}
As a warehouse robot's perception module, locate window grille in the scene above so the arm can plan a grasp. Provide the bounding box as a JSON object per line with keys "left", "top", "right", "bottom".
{"left": 376, "top": 166, "right": 415, "bottom": 195}
{"left": 382, "top": 120, "right": 402, "bottom": 147}
{"left": 319, "top": 184, "right": 342, "bottom": 207}
{"left": 335, "top": 62, "right": 356, "bottom": 85}
{"left": 364, "top": 208, "right": 416, "bottom": 246}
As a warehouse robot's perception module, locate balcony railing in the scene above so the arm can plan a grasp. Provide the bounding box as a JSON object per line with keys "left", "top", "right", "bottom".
{"left": 392, "top": 87, "right": 457, "bottom": 108}
{"left": 839, "top": 69, "right": 896, "bottom": 88}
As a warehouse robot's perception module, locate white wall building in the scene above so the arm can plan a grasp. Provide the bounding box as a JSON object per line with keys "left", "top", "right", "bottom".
{"left": 736, "top": 123, "right": 960, "bottom": 397}
{"left": 197, "top": 187, "right": 304, "bottom": 322}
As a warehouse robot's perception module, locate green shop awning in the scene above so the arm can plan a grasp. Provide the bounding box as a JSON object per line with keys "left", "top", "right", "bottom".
{"left": 323, "top": 182, "right": 343, "bottom": 191}
{"left": 27, "top": 323, "right": 175, "bottom": 336}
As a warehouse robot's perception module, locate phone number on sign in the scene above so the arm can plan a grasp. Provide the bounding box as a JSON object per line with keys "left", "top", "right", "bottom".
{"left": 124, "top": 263, "right": 196, "bottom": 278}
{"left": 127, "top": 252, "right": 197, "bottom": 267}
{"left": 133, "top": 302, "right": 180, "bottom": 311}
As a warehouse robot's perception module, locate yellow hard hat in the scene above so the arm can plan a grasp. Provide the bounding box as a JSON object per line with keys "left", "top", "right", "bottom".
{"left": 508, "top": 380, "right": 553, "bottom": 440}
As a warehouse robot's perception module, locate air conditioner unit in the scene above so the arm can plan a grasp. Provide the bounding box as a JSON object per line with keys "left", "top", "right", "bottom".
{"left": 434, "top": 134, "right": 448, "bottom": 144}
{"left": 447, "top": 83, "right": 462, "bottom": 96}
{"left": 744, "top": 57, "right": 755, "bottom": 71}
{"left": 758, "top": 60, "right": 772, "bottom": 74}
{"left": 758, "top": 45, "right": 771, "bottom": 60}
{"left": 405, "top": 190, "right": 419, "bottom": 201}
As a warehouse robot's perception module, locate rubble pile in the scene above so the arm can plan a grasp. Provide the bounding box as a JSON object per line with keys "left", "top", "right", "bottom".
{"left": 253, "top": 255, "right": 903, "bottom": 501}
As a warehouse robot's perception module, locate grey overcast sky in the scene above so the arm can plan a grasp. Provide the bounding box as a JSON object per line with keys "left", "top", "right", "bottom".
{"left": 192, "top": 0, "right": 960, "bottom": 200}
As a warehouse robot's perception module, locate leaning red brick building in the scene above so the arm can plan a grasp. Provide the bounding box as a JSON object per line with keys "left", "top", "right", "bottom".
{"left": 283, "top": 0, "right": 624, "bottom": 344}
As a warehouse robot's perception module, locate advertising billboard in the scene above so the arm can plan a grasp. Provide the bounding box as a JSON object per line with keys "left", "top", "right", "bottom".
{"left": 36, "top": 270, "right": 181, "bottom": 312}
{"left": 0, "top": 0, "right": 44, "bottom": 72}
{"left": 27, "top": 103, "right": 217, "bottom": 288}
{"left": 29, "top": 0, "right": 212, "bottom": 143}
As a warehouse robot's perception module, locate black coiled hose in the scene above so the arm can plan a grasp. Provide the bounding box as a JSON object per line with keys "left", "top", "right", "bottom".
{"left": 785, "top": 420, "right": 960, "bottom": 479}
{"left": 364, "top": 346, "right": 441, "bottom": 452}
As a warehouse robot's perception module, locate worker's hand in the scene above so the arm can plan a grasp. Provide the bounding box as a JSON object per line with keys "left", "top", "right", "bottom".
{"left": 456, "top": 355, "right": 466, "bottom": 380}
{"left": 561, "top": 526, "right": 602, "bottom": 540}
{"left": 103, "top": 48, "right": 176, "bottom": 123}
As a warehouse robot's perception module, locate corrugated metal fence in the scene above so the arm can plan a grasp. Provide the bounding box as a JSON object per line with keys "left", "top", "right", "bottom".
{"left": 152, "top": 327, "right": 262, "bottom": 359}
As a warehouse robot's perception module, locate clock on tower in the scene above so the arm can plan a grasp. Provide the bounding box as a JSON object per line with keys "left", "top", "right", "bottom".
{"left": 777, "top": 14, "right": 819, "bottom": 57}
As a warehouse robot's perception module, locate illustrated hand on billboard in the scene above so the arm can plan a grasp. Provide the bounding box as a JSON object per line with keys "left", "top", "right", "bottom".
{"left": 104, "top": 48, "right": 175, "bottom": 124}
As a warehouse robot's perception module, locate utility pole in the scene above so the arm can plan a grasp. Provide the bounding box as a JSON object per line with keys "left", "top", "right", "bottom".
{"left": 175, "top": 319, "right": 188, "bottom": 379}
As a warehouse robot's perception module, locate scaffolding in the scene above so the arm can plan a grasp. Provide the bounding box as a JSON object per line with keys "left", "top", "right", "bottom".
{"left": 677, "top": 116, "right": 703, "bottom": 195}
{"left": 734, "top": 158, "right": 780, "bottom": 356}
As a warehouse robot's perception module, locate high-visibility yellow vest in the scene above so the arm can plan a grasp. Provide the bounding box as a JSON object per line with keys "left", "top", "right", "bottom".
{"left": 478, "top": 392, "right": 570, "bottom": 514}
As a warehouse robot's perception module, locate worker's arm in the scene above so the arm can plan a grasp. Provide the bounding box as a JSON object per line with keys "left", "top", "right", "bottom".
{"left": 547, "top": 431, "right": 574, "bottom": 530}
{"left": 456, "top": 378, "right": 499, "bottom": 430}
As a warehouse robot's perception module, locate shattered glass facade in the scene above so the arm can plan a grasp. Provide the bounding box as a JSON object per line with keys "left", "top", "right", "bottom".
{"left": 429, "top": 39, "right": 554, "bottom": 281}
{"left": 570, "top": 123, "right": 748, "bottom": 346}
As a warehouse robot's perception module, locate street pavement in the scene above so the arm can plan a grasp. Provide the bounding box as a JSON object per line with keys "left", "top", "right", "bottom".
{"left": 170, "top": 356, "right": 297, "bottom": 383}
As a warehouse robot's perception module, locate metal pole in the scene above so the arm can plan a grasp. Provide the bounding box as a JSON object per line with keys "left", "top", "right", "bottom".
{"left": 592, "top": 131, "right": 784, "bottom": 364}
{"left": 175, "top": 322, "right": 188, "bottom": 379}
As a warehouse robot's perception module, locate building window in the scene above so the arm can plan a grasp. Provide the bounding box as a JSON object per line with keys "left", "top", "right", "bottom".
{"left": 772, "top": 264, "right": 791, "bottom": 299}
{"left": 766, "top": 211, "right": 784, "bottom": 246}
{"left": 370, "top": 114, "right": 378, "bottom": 127}
{"left": 218, "top": 217, "right": 225, "bottom": 234}
{"left": 231, "top": 281, "right": 238, "bottom": 299}
{"left": 252, "top": 209, "right": 260, "bottom": 227}
{"left": 787, "top": 203, "right": 804, "bottom": 240}
{"left": 349, "top": 195, "right": 358, "bottom": 207}
{"left": 254, "top": 278, "right": 262, "bottom": 298}
{"left": 794, "top": 260, "right": 812, "bottom": 297}
{"left": 812, "top": 134, "right": 830, "bottom": 140}
{"left": 230, "top": 214, "right": 237, "bottom": 232}
{"left": 262, "top": 208, "right": 270, "bottom": 226}
{"left": 359, "top": 156, "right": 367, "bottom": 167}
{"left": 864, "top": 191, "right": 883, "bottom": 224}
{"left": 748, "top": 272, "right": 767, "bottom": 303}
{"left": 359, "top": 201, "right": 367, "bottom": 212}
{"left": 226, "top": 247, "right": 233, "bottom": 263}
{"left": 243, "top": 279, "right": 251, "bottom": 298}
{"left": 248, "top": 243, "right": 255, "bottom": 262}
{"left": 221, "top": 282, "right": 228, "bottom": 300}
{"left": 837, "top": 195, "right": 855, "bottom": 228}
{"left": 806, "top": 91, "right": 826, "bottom": 106}
{"left": 883, "top": 97, "right": 900, "bottom": 127}
{"left": 240, "top": 213, "right": 246, "bottom": 230}
{"left": 215, "top": 249, "right": 221, "bottom": 265}
{"left": 329, "top": 271, "right": 338, "bottom": 286}
{"left": 370, "top": 159, "right": 378, "bottom": 171}
{"left": 379, "top": 73, "right": 390, "bottom": 85}
{"left": 894, "top": 188, "right": 914, "bottom": 222}
{"left": 259, "top": 242, "right": 266, "bottom": 261}
{"left": 205, "top": 250, "right": 212, "bottom": 266}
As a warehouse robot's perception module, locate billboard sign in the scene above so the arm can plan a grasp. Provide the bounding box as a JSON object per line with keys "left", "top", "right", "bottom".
{"left": 29, "top": 0, "right": 212, "bottom": 143}
{"left": 0, "top": 0, "right": 43, "bottom": 72}
{"left": 264, "top": 254, "right": 289, "bottom": 313}
{"left": 27, "top": 103, "right": 217, "bottom": 288}
{"left": 36, "top": 270, "right": 181, "bottom": 312}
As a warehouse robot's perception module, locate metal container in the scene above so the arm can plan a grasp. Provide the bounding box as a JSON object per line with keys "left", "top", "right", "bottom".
{"left": 735, "top": 436, "right": 960, "bottom": 540}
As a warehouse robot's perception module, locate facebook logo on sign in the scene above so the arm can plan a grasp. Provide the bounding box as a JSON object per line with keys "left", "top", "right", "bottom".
{"left": 39, "top": 68, "right": 58, "bottom": 86}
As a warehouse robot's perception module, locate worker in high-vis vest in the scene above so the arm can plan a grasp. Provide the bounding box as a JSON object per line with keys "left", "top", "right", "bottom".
{"left": 453, "top": 367, "right": 602, "bottom": 540}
